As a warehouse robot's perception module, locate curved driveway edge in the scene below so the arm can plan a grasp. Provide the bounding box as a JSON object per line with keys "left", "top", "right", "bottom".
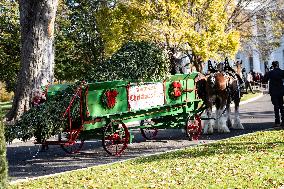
{"left": 8, "top": 93, "right": 275, "bottom": 183}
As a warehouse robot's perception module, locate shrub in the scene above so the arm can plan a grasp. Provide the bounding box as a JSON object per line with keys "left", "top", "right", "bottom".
{"left": 0, "top": 110, "right": 8, "bottom": 189}
{"left": 0, "top": 83, "right": 13, "bottom": 102}
{"left": 5, "top": 84, "right": 80, "bottom": 143}
{"left": 87, "top": 41, "right": 170, "bottom": 82}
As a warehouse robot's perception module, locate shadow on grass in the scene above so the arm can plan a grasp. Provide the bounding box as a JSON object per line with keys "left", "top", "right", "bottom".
{"left": 6, "top": 120, "right": 281, "bottom": 180}
{"left": 133, "top": 130, "right": 284, "bottom": 164}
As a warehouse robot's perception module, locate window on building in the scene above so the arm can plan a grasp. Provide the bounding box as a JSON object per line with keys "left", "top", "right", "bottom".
{"left": 249, "top": 57, "right": 254, "bottom": 72}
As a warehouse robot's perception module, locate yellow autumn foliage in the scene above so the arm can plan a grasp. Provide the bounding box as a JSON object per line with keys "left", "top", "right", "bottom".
{"left": 0, "top": 83, "right": 13, "bottom": 102}
{"left": 96, "top": 0, "right": 240, "bottom": 61}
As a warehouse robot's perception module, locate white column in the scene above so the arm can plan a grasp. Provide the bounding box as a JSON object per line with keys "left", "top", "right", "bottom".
{"left": 236, "top": 51, "right": 248, "bottom": 71}
{"left": 252, "top": 15, "right": 262, "bottom": 73}
{"left": 252, "top": 51, "right": 262, "bottom": 73}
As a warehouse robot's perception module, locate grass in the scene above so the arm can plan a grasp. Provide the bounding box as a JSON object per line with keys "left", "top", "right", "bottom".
{"left": 9, "top": 130, "right": 284, "bottom": 189}
{"left": 0, "top": 101, "right": 12, "bottom": 110}
{"left": 241, "top": 92, "right": 262, "bottom": 102}
{"left": 0, "top": 101, "right": 11, "bottom": 118}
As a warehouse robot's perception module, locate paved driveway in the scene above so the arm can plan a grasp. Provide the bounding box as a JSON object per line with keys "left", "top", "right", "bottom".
{"left": 7, "top": 94, "right": 278, "bottom": 181}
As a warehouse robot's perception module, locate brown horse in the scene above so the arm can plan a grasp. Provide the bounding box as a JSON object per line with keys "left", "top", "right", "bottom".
{"left": 196, "top": 69, "right": 244, "bottom": 134}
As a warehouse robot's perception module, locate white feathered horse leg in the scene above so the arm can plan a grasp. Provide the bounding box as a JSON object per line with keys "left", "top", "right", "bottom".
{"left": 203, "top": 108, "right": 214, "bottom": 134}
{"left": 231, "top": 80, "right": 244, "bottom": 130}
{"left": 216, "top": 106, "right": 230, "bottom": 133}
{"left": 226, "top": 103, "right": 233, "bottom": 128}
{"left": 232, "top": 105, "right": 244, "bottom": 129}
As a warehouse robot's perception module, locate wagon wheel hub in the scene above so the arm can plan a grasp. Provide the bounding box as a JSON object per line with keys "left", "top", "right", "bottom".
{"left": 102, "top": 120, "right": 130, "bottom": 156}
{"left": 186, "top": 115, "right": 202, "bottom": 141}
{"left": 140, "top": 119, "right": 159, "bottom": 140}
{"left": 187, "top": 123, "right": 199, "bottom": 140}
{"left": 112, "top": 133, "right": 122, "bottom": 144}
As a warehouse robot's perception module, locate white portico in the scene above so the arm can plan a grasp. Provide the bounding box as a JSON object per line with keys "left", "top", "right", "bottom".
{"left": 236, "top": 9, "right": 284, "bottom": 74}
{"left": 238, "top": 36, "right": 284, "bottom": 74}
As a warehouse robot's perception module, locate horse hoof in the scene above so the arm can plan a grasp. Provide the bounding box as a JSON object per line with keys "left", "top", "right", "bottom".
{"left": 232, "top": 124, "right": 244, "bottom": 130}
{"left": 203, "top": 132, "right": 213, "bottom": 135}
{"left": 203, "top": 129, "right": 214, "bottom": 134}
{"left": 218, "top": 128, "right": 230, "bottom": 133}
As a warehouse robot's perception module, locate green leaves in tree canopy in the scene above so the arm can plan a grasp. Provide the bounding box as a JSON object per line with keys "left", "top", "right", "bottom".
{"left": 54, "top": 0, "right": 104, "bottom": 81}
{"left": 0, "top": 1, "right": 20, "bottom": 92}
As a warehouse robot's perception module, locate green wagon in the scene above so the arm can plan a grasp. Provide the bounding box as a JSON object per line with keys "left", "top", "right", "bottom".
{"left": 42, "top": 73, "right": 204, "bottom": 156}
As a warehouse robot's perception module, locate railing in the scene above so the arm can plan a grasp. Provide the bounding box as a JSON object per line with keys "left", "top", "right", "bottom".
{"left": 251, "top": 81, "right": 268, "bottom": 92}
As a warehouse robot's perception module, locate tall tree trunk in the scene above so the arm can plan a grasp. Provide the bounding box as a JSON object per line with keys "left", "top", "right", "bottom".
{"left": 187, "top": 51, "right": 204, "bottom": 73}
{"left": 6, "top": 0, "right": 58, "bottom": 121}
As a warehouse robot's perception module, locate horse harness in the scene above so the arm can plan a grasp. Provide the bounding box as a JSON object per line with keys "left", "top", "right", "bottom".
{"left": 199, "top": 71, "right": 241, "bottom": 120}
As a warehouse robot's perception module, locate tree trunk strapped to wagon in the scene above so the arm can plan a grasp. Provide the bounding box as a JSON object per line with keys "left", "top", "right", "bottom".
{"left": 39, "top": 73, "right": 205, "bottom": 156}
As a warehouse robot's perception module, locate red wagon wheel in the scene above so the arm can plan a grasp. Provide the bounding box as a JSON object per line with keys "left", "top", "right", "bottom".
{"left": 140, "top": 119, "right": 158, "bottom": 140}
{"left": 60, "top": 84, "right": 85, "bottom": 154}
{"left": 60, "top": 129, "right": 85, "bottom": 154}
{"left": 102, "top": 120, "right": 130, "bottom": 156}
{"left": 185, "top": 115, "right": 202, "bottom": 141}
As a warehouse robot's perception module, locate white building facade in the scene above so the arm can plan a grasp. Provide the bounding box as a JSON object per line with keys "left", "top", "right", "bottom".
{"left": 237, "top": 36, "right": 284, "bottom": 74}
{"left": 237, "top": 2, "right": 284, "bottom": 74}
{"left": 269, "top": 37, "right": 284, "bottom": 69}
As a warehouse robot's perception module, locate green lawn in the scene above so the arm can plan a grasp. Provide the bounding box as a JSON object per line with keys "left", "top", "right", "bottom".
{"left": 9, "top": 130, "right": 284, "bottom": 189}
{"left": 0, "top": 101, "right": 11, "bottom": 118}
{"left": 241, "top": 92, "right": 262, "bottom": 102}
{"left": 0, "top": 101, "right": 11, "bottom": 108}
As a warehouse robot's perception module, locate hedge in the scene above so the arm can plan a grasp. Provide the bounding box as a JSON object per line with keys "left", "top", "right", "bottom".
{"left": 0, "top": 110, "right": 8, "bottom": 189}
{"left": 87, "top": 41, "right": 170, "bottom": 82}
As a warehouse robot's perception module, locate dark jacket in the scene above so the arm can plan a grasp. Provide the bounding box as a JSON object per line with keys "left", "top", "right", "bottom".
{"left": 263, "top": 68, "right": 284, "bottom": 96}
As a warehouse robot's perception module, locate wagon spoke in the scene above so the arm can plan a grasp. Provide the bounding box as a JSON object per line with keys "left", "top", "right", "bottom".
{"left": 140, "top": 119, "right": 158, "bottom": 140}
{"left": 116, "top": 145, "right": 118, "bottom": 156}
{"left": 102, "top": 120, "right": 130, "bottom": 156}
{"left": 60, "top": 130, "right": 84, "bottom": 154}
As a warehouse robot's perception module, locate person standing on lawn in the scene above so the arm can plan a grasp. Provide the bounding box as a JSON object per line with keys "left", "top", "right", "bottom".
{"left": 263, "top": 61, "right": 284, "bottom": 127}
{"left": 242, "top": 68, "right": 254, "bottom": 94}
